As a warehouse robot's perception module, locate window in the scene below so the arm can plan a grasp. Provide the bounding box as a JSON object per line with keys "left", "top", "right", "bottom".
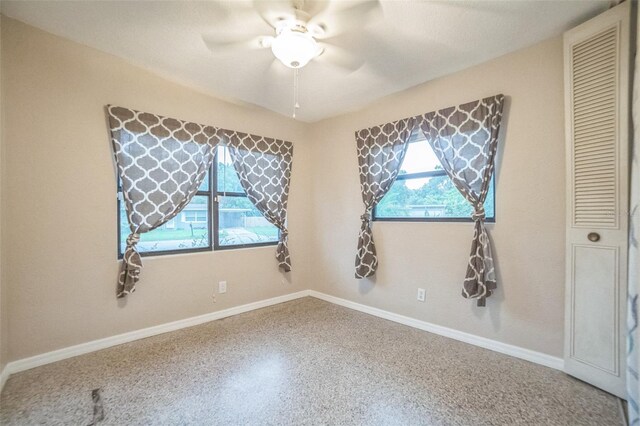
{"left": 117, "top": 146, "right": 278, "bottom": 257}
{"left": 213, "top": 146, "right": 279, "bottom": 250}
{"left": 117, "top": 174, "right": 212, "bottom": 256}
{"left": 182, "top": 211, "right": 207, "bottom": 223}
{"left": 374, "top": 133, "right": 495, "bottom": 222}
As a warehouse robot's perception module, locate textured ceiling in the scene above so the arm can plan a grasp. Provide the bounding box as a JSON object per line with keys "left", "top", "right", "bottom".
{"left": 1, "top": 0, "right": 609, "bottom": 122}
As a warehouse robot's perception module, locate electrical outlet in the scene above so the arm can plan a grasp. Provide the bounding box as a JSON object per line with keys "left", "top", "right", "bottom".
{"left": 218, "top": 281, "right": 227, "bottom": 294}
{"left": 417, "top": 288, "right": 426, "bottom": 302}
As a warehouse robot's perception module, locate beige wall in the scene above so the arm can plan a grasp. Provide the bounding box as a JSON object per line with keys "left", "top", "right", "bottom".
{"left": 1, "top": 16, "right": 313, "bottom": 361}
{"left": 1, "top": 15, "right": 568, "bottom": 365}
{"left": 307, "top": 36, "right": 566, "bottom": 357}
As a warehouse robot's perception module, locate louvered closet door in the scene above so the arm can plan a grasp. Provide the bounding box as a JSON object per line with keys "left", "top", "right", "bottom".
{"left": 564, "top": 1, "right": 630, "bottom": 399}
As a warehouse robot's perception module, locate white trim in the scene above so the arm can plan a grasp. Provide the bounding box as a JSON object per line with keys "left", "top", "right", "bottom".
{"left": 1, "top": 290, "right": 311, "bottom": 387}
{"left": 308, "top": 291, "right": 564, "bottom": 370}
{"left": 0, "top": 289, "right": 564, "bottom": 395}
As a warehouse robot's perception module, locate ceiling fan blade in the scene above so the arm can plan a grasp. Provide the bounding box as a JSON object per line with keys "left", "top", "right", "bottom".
{"left": 315, "top": 42, "right": 365, "bottom": 73}
{"left": 253, "top": 0, "right": 297, "bottom": 29}
{"left": 298, "top": 0, "right": 330, "bottom": 18}
{"left": 202, "top": 35, "right": 273, "bottom": 55}
{"left": 266, "top": 57, "right": 291, "bottom": 79}
{"left": 309, "top": 0, "right": 382, "bottom": 39}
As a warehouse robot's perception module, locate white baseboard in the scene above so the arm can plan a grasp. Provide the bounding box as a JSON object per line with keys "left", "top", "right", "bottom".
{"left": 0, "top": 288, "right": 564, "bottom": 395}
{"left": 308, "top": 290, "right": 564, "bottom": 371}
{"left": 1, "top": 290, "right": 311, "bottom": 389}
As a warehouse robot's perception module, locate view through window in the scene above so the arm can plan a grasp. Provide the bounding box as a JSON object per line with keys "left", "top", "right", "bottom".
{"left": 375, "top": 135, "right": 495, "bottom": 221}
{"left": 214, "top": 146, "right": 279, "bottom": 249}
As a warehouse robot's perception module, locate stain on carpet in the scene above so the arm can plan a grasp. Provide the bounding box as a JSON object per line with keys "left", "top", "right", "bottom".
{"left": 87, "top": 388, "right": 104, "bottom": 425}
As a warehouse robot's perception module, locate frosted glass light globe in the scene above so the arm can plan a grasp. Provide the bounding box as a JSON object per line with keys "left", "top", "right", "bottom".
{"left": 271, "top": 28, "right": 320, "bottom": 69}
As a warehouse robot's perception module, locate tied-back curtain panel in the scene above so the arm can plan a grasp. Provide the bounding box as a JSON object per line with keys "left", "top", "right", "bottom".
{"left": 354, "top": 117, "right": 417, "bottom": 278}
{"left": 226, "top": 131, "right": 294, "bottom": 271}
{"left": 419, "top": 94, "right": 504, "bottom": 306}
{"left": 352, "top": 95, "right": 505, "bottom": 306}
{"left": 108, "top": 106, "right": 222, "bottom": 298}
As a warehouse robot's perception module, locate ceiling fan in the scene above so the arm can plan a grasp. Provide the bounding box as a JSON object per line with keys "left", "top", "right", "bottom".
{"left": 203, "top": 0, "right": 382, "bottom": 71}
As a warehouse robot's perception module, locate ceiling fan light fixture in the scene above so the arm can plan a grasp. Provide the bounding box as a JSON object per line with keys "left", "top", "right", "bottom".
{"left": 271, "top": 27, "right": 320, "bottom": 69}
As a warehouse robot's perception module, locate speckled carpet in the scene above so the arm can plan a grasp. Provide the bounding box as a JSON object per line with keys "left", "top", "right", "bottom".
{"left": 0, "top": 297, "right": 623, "bottom": 425}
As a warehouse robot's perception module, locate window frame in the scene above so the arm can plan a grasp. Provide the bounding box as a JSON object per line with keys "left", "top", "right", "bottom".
{"left": 212, "top": 147, "right": 279, "bottom": 251}
{"left": 116, "top": 172, "right": 214, "bottom": 259}
{"left": 372, "top": 134, "right": 496, "bottom": 223}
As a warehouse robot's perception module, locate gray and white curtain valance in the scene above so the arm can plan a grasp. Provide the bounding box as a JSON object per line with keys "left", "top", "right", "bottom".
{"left": 353, "top": 94, "right": 504, "bottom": 306}
{"left": 108, "top": 106, "right": 222, "bottom": 297}
{"left": 226, "top": 131, "right": 294, "bottom": 272}
{"left": 355, "top": 117, "right": 417, "bottom": 278}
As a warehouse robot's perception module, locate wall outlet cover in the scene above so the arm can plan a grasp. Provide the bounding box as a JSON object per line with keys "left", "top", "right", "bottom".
{"left": 417, "top": 288, "right": 426, "bottom": 302}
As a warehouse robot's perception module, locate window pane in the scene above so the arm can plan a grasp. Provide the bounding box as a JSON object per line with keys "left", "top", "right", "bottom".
{"left": 376, "top": 175, "right": 495, "bottom": 219}
{"left": 216, "top": 146, "right": 244, "bottom": 193}
{"left": 197, "top": 170, "right": 210, "bottom": 192}
{"left": 399, "top": 140, "right": 442, "bottom": 175}
{"left": 119, "top": 195, "right": 210, "bottom": 254}
{"left": 217, "top": 196, "right": 279, "bottom": 247}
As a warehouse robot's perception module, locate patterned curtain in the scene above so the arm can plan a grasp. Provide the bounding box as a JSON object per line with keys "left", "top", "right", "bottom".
{"left": 627, "top": 7, "right": 639, "bottom": 423}
{"left": 108, "top": 106, "right": 221, "bottom": 297}
{"left": 354, "top": 117, "right": 417, "bottom": 278}
{"left": 226, "top": 131, "right": 294, "bottom": 272}
{"left": 419, "top": 95, "right": 504, "bottom": 306}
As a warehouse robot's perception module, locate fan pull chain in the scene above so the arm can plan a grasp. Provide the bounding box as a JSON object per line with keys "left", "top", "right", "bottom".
{"left": 292, "top": 68, "right": 300, "bottom": 119}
